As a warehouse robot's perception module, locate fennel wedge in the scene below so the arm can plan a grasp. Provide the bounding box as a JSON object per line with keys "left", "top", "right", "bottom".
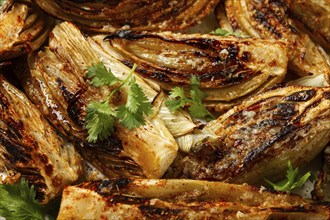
{"left": 18, "top": 22, "right": 182, "bottom": 179}
{"left": 98, "top": 31, "right": 288, "bottom": 113}
{"left": 170, "top": 85, "right": 330, "bottom": 184}
{"left": 0, "top": 75, "right": 82, "bottom": 203}
{"left": 0, "top": 0, "right": 54, "bottom": 61}
{"left": 223, "top": 0, "right": 330, "bottom": 80}
{"left": 33, "top": 0, "right": 219, "bottom": 32}
{"left": 286, "top": 0, "right": 330, "bottom": 51}
{"left": 57, "top": 179, "right": 330, "bottom": 219}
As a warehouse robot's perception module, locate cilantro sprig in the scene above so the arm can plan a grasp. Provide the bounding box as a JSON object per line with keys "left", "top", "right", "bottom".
{"left": 85, "top": 62, "right": 153, "bottom": 143}
{"left": 211, "top": 28, "right": 249, "bottom": 38}
{"left": 165, "top": 75, "right": 214, "bottom": 120}
{"left": 264, "top": 160, "right": 315, "bottom": 192}
{"left": 116, "top": 77, "right": 153, "bottom": 129}
{"left": 0, "top": 178, "right": 47, "bottom": 220}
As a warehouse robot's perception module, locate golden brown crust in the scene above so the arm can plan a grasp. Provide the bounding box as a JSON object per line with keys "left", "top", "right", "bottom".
{"left": 223, "top": 0, "right": 330, "bottom": 78}
{"left": 0, "top": 75, "right": 82, "bottom": 203}
{"left": 0, "top": 0, "right": 54, "bottom": 61}
{"left": 19, "top": 22, "right": 180, "bottom": 180}
{"left": 93, "top": 31, "right": 287, "bottom": 113}
{"left": 57, "top": 179, "right": 330, "bottom": 219}
{"left": 286, "top": 0, "right": 330, "bottom": 51}
{"left": 171, "top": 85, "right": 330, "bottom": 183}
{"left": 19, "top": 22, "right": 146, "bottom": 179}
{"left": 104, "top": 31, "right": 287, "bottom": 88}
{"left": 34, "top": 0, "right": 219, "bottom": 32}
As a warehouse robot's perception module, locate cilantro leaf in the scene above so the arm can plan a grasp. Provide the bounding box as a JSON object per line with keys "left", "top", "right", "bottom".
{"left": 117, "top": 77, "right": 153, "bottom": 129}
{"left": 165, "top": 87, "right": 189, "bottom": 112}
{"left": 165, "top": 99, "right": 186, "bottom": 113}
{"left": 86, "top": 62, "right": 121, "bottom": 87}
{"left": 190, "top": 75, "right": 207, "bottom": 100}
{"left": 85, "top": 63, "right": 153, "bottom": 142}
{"left": 116, "top": 106, "right": 145, "bottom": 129}
{"left": 211, "top": 28, "right": 249, "bottom": 38}
{"left": 85, "top": 100, "right": 116, "bottom": 143}
{"left": 0, "top": 178, "right": 44, "bottom": 220}
{"left": 211, "top": 28, "right": 230, "bottom": 36}
{"left": 264, "top": 161, "right": 315, "bottom": 192}
{"left": 127, "top": 77, "right": 152, "bottom": 113}
{"left": 188, "top": 95, "right": 213, "bottom": 119}
{"left": 188, "top": 76, "right": 214, "bottom": 119}
{"left": 166, "top": 76, "right": 214, "bottom": 120}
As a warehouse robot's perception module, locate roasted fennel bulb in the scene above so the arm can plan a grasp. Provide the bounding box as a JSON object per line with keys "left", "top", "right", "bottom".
{"left": 33, "top": 0, "right": 219, "bottom": 32}
{"left": 170, "top": 85, "right": 330, "bottom": 184}
{"left": 224, "top": 0, "right": 330, "bottom": 79}
{"left": 19, "top": 22, "right": 183, "bottom": 179}
{"left": 286, "top": 0, "right": 330, "bottom": 51}
{"left": 0, "top": 0, "right": 54, "bottom": 61}
{"left": 88, "top": 35, "right": 197, "bottom": 139}
{"left": 57, "top": 179, "right": 330, "bottom": 219}
{"left": 100, "top": 31, "right": 288, "bottom": 113}
{"left": 0, "top": 75, "right": 82, "bottom": 203}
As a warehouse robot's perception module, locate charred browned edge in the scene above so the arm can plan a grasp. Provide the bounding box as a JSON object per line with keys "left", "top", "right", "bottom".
{"left": 0, "top": 92, "right": 31, "bottom": 164}
{"left": 56, "top": 77, "right": 77, "bottom": 103}
{"left": 73, "top": 135, "right": 125, "bottom": 156}
{"left": 284, "top": 89, "right": 316, "bottom": 101}
{"left": 105, "top": 31, "right": 257, "bottom": 86}
{"left": 79, "top": 178, "right": 132, "bottom": 194}
{"left": 241, "top": 88, "right": 324, "bottom": 170}
{"left": 249, "top": 0, "right": 298, "bottom": 39}
{"left": 73, "top": 137, "right": 145, "bottom": 178}
{"left": 324, "top": 92, "right": 330, "bottom": 100}
{"left": 56, "top": 78, "right": 86, "bottom": 127}
{"left": 43, "top": 0, "right": 216, "bottom": 30}
{"left": 79, "top": 179, "right": 185, "bottom": 216}
{"left": 269, "top": 202, "right": 330, "bottom": 215}
{"left": 0, "top": 89, "right": 48, "bottom": 201}
{"left": 66, "top": 89, "right": 86, "bottom": 127}
{"left": 23, "top": 174, "right": 48, "bottom": 202}
{"left": 242, "top": 124, "right": 297, "bottom": 168}
{"left": 178, "top": 87, "right": 329, "bottom": 181}
{"left": 139, "top": 205, "right": 182, "bottom": 218}
{"left": 0, "top": 129, "right": 30, "bottom": 165}
{"left": 224, "top": 96, "right": 280, "bottom": 127}
{"left": 73, "top": 180, "right": 330, "bottom": 217}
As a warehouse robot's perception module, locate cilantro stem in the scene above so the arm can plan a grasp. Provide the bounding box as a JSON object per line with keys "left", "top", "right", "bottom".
{"left": 106, "top": 64, "right": 137, "bottom": 102}
{"left": 85, "top": 62, "right": 152, "bottom": 142}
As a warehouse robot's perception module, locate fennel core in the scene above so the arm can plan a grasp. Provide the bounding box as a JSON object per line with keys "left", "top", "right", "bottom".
{"left": 85, "top": 62, "right": 153, "bottom": 143}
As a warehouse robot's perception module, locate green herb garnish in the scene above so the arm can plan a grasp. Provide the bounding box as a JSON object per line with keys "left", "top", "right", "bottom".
{"left": 211, "top": 28, "right": 249, "bottom": 38}
{"left": 0, "top": 178, "right": 46, "bottom": 220}
{"left": 85, "top": 62, "right": 153, "bottom": 143}
{"left": 264, "top": 160, "right": 315, "bottom": 192}
{"left": 165, "top": 75, "right": 214, "bottom": 120}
